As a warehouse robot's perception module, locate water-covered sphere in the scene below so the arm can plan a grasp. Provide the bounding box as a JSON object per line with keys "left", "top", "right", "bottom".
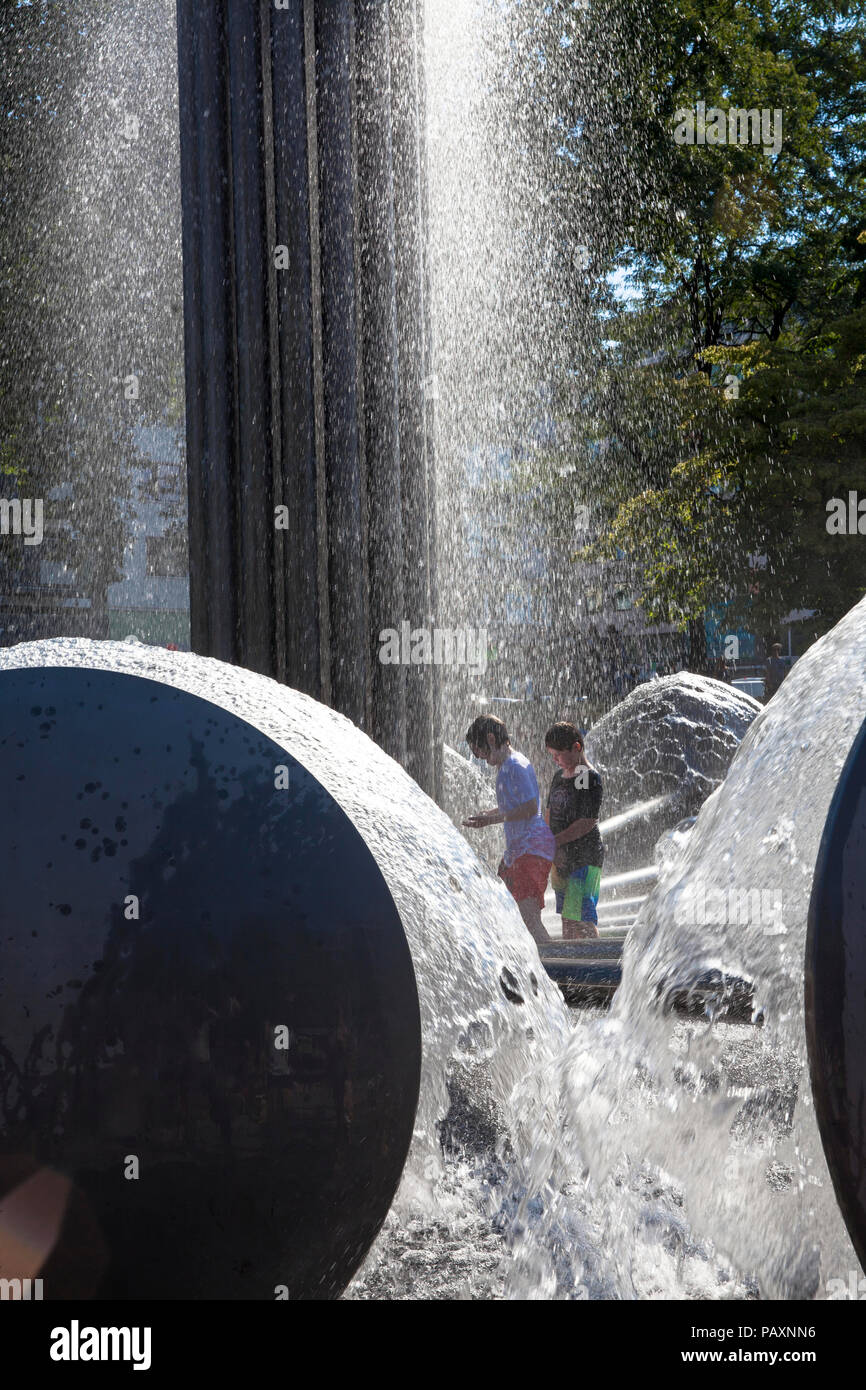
{"left": 806, "top": 706, "right": 866, "bottom": 1275}
{"left": 531, "top": 597, "right": 866, "bottom": 1299}
{"left": 587, "top": 672, "right": 762, "bottom": 872}
{"left": 0, "top": 654, "right": 419, "bottom": 1298}
{"left": 0, "top": 639, "right": 571, "bottom": 1299}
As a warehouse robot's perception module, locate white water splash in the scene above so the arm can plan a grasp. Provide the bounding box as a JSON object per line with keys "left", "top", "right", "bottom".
{"left": 0, "top": 638, "right": 572, "bottom": 1296}
{"left": 508, "top": 596, "right": 866, "bottom": 1299}
{"left": 599, "top": 794, "right": 673, "bottom": 838}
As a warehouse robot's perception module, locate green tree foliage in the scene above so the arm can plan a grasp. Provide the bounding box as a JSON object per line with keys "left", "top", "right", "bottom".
{"left": 592, "top": 0, "right": 866, "bottom": 636}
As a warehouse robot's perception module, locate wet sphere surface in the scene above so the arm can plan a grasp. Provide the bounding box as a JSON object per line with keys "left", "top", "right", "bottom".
{"left": 806, "top": 712, "right": 866, "bottom": 1272}
{"left": 0, "top": 667, "right": 421, "bottom": 1299}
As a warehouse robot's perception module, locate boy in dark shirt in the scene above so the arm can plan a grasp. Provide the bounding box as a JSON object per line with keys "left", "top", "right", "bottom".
{"left": 544, "top": 722, "right": 604, "bottom": 940}
{"left": 763, "top": 643, "right": 788, "bottom": 701}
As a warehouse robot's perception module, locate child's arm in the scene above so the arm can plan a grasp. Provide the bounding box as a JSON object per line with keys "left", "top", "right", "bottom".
{"left": 504, "top": 798, "right": 541, "bottom": 822}
{"left": 553, "top": 776, "right": 602, "bottom": 845}
{"left": 464, "top": 799, "right": 537, "bottom": 828}
{"left": 463, "top": 808, "right": 503, "bottom": 828}
{"left": 553, "top": 817, "right": 597, "bottom": 846}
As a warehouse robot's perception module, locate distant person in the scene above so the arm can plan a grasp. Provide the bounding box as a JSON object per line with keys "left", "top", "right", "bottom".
{"left": 763, "top": 643, "right": 787, "bottom": 701}
{"left": 712, "top": 655, "right": 731, "bottom": 683}
{"left": 544, "top": 722, "right": 604, "bottom": 941}
{"left": 463, "top": 714, "right": 554, "bottom": 946}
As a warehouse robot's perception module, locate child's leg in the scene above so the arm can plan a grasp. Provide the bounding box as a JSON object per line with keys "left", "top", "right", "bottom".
{"left": 562, "top": 917, "right": 598, "bottom": 940}
{"left": 550, "top": 864, "right": 567, "bottom": 917}
{"left": 505, "top": 856, "right": 553, "bottom": 945}
{"left": 517, "top": 896, "right": 551, "bottom": 945}
{"left": 582, "top": 866, "right": 602, "bottom": 930}
{"left": 561, "top": 866, "right": 600, "bottom": 940}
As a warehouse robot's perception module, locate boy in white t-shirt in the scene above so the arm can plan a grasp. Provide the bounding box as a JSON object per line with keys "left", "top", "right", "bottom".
{"left": 463, "top": 714, "right": 555, "bottom": 945}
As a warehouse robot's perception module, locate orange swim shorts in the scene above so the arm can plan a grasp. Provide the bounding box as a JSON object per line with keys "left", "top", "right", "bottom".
{"left": 498, "top": 853, "right": 551, "bottom": 909}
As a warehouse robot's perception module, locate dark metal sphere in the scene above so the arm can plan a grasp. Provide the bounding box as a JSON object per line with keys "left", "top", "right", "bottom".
{"left": 806, "top": 712, "right": 866, "bottom": 1273}
{"left": 0, "top": 665, "right": 421, "bottom": 1299}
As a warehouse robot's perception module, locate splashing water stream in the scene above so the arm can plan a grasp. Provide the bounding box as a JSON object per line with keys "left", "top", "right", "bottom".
{"left": 598, "top": 795, "right": 673, "bottom": 839}
{"left": 5, "top": 0, "right": 865, "bottom": 1302}
{"left": 498, "top": 598, "right": 866, "bottom": 1300}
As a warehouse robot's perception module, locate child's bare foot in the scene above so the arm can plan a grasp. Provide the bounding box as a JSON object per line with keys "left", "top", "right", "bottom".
{"left": 562, "top": 919, "right": 599, "bottom": 941}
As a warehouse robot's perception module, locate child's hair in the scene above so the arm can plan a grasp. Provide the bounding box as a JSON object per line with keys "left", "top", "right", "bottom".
{"left": 465, "top": 714, "right": 509, "bottom": 750}
{"left": 545, "top": 721, "right": 586, "bottom": 751}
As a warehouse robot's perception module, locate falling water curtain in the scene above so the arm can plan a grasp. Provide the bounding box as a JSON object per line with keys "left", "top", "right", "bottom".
{"left": 176, "top": 0, "right": 441, "bottom": 798}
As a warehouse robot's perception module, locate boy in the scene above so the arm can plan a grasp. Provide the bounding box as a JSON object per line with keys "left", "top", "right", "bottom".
{"left": 763, "top": 642, "right": 788, "bottom": 701}
{"left": 463, "top": 714, "right": 554, "bottom": 945}
{"left": 544, "top": 721, "right": 604, "bottom": 940}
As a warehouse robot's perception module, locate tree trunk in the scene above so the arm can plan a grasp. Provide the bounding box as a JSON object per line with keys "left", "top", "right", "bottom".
{"left": 687, "top": 616, "right": 708, "bottom": 673}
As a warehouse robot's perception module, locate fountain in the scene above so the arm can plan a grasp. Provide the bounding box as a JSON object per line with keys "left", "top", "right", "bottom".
{"left": 806, "top": 694, "right": 866, "bottom": 1275}
{"left": 2, "top": 0, "right": 865, "bottom": 1308}
{"left": 504, "top": 597, "right": 866, "bottom": 1299}
{"left": 0, "top": 651, "right": 419, "bottom": 1298}
{"left": 586, "top": 673, "right": 763, "bottom": 873}
{"left": 0, "top": 636, "right": 570, "bottom": 1297}
{"left": 175, "top": 0, "right": 441, "bottom": 798}
{"left": 440, "top": 743, "right": 500, "bottom": 871}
